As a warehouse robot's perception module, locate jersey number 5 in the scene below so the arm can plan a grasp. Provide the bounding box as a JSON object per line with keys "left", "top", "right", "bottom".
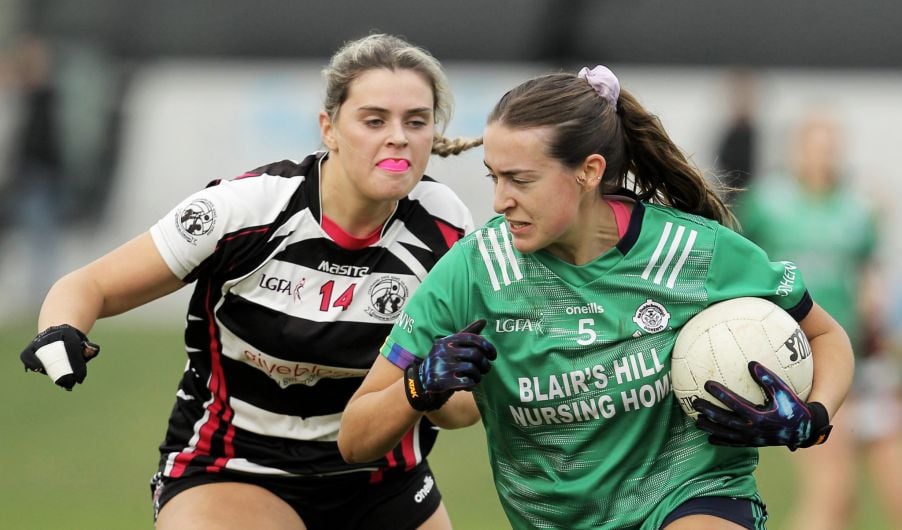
{"left": 577, "top": 318, "right": 597, "bottom": 345}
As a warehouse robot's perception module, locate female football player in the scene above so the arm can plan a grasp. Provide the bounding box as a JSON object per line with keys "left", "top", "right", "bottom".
{"left": 339, "top": 65, "right": 854, "bottom": 529}
{"left": 19, "top": 33, "right": 481, "bottom": 530}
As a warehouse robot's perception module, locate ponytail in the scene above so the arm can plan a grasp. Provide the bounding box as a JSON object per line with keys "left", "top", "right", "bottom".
{"left": 617, "top": 91, "right": 736, "bottom": 228}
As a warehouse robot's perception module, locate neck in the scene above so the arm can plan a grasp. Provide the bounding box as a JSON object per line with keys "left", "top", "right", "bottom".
{"left": 549, "top": 196, "right": 621, "bottom": 265}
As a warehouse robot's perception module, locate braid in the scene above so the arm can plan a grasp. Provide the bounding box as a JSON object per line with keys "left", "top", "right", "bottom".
{"left": 432, "top": 134, "right": 483, "bottom": 157}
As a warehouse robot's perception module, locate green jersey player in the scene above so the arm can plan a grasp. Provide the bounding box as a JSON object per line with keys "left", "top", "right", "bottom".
{"left": 340, "top": 66, "right": 854, "bottom": 530}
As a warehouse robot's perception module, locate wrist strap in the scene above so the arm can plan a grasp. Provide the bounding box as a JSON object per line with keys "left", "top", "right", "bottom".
{"left": 404, "top": 362, "right": 449, "bottom": 412}
{"left": 801, "top": 401, "right": 833, "bottom": 448}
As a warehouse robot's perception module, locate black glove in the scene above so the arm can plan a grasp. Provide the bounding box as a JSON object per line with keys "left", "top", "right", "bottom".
{"left": 404, "top": 320, "right": 497, "bottom": 412}
{"left": 20, "top": 324, "right": 101, "bottom": 391}
{"left": 692, "top": 360, "right": 832, "bottom": 450}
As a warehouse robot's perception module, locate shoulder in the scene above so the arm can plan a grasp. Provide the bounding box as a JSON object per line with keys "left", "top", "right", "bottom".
{"left": 407, "top": 175, "right": 472, "bottom": 225}
{"left": 201, "top": 155, "right": 315, "bottom": 203}
{"left": 243, "top": 154, "right": 319, "bottom": 180}
{"left": 399, "top": 175, "right": 473, "bottom": 233}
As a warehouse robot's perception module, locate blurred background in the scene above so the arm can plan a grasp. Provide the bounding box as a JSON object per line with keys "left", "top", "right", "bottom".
{"left": 1, "top": 1, "right": 901, "bottom": 528}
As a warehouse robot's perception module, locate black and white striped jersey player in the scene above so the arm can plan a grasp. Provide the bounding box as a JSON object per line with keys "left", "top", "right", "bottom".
{"left": 149, "top": 152, "right": 473, "bottom": 482}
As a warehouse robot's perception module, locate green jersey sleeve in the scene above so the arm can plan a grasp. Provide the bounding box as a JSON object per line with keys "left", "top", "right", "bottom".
{"left": 380, "top": 240, "right": 472, "bottom": 369}
{"left": 708, "top": 224, "right": 812, "bottom": 320}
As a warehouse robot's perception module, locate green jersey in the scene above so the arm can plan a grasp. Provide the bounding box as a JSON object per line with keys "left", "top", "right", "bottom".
{"left": 382, "top": 198, "right": 811, "bottom": 529}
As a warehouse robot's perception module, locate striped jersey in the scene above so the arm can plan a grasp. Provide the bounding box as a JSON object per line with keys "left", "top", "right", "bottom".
{"left": 382, "top": 195, "right": 811, "bottom": 529}
{"left": 149, "top": 152, "right": 473, "bottom": 479}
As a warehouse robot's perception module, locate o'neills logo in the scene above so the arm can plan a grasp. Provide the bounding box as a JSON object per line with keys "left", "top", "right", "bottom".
{"left": 414, "top": 475, "right": 435, "bottom": 503}
{"left": 632, "top": 299, "right": 670, "bottom": 334}
{"left": 776, "top": 261, "right": 798, "bottom": 297}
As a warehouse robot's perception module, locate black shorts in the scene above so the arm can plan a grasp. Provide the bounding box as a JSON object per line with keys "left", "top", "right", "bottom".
{"left": 661, "top": 496, "right": 767, "bottom": 529}
{"left": 150, "top": 462, "right": 442, "bottom": 530}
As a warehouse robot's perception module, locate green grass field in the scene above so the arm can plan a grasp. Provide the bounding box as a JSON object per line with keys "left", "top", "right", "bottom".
{"left": 1, "top": 320, "right": 893, "bottom": 529}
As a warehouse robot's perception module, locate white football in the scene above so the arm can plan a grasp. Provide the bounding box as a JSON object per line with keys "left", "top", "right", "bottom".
{"left": 671, "top": 297, "right": 813, "bottom": 420}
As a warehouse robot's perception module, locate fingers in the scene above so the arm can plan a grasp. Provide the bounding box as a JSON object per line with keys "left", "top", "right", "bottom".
{"left": 20, "top": 346, "right": 46, "bottom": 373}
{"left": 83, "top": 341, "right": 101, "bottom": 361}
{"left": 692, "top": 397, "right": 751, "bottom": 431}
{"left": 455, "top": 320, "right": 497, "bottom": 360}
{"left": 446, "top": 363, "right": 486, "bottom": 389}
{"left": 452, "top": 347, "right": 494, "bottom": 373}
{"left": 451, "top": 335, "right": 497, "bottom": 360}
{"left": 460, "top": 319, "right": 486, "bottom": 334}
{"left": 696, "top": 415, "right": 742, "bottom": 440}
{"left": 747, "top": 360, "right": 791, "bottom": 397}
{"left": 703, "top": 379, "right": 757, "bottom": 415}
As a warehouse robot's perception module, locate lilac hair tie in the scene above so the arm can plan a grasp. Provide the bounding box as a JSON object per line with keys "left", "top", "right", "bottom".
{"left": 578, "top": 65, "right": 620, "bottom": 109}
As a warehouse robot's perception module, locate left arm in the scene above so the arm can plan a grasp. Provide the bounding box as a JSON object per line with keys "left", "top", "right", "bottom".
{"left": 693, "top": 300, "right": 853, "bottom": 449}
{"left": 800, "top": 301, "right": 854, "bottom": 419}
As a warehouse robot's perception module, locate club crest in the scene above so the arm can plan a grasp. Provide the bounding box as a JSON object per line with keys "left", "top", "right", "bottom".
{"left": 632, "top": 299, "right": 670, "bottom": 333}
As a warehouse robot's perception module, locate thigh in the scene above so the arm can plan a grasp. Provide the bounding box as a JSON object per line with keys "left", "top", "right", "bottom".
{"left": 415, "top": 501, "right": 451, "bottom": 530}
{"left": 661, "top": 496, "right": 766, "bottom": 530}
{"left": 310, "top": 462, "right": 446, "bottom": 530}
{"left": 155, "top": 482, "right": 305, "bottom": 530}
{"left": 663, "top": 514, "right": 747, "bottom": 530}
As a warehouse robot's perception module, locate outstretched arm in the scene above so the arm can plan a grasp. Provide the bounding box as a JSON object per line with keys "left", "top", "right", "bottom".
{"left": 38, "top": 232, "right": 184, "bottom": 332}
{"left": 21, "top": 232, "right": 184, "bottom": 390}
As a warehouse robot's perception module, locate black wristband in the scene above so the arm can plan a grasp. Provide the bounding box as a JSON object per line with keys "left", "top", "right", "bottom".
{"left": 799, "top": 401, "right": 833, "bottom": 448}
{"left": 403, "top": 362, "right": 450, "bottom": 412}
{"left": 36, "top": 324, "right": 87, "bottom": 343}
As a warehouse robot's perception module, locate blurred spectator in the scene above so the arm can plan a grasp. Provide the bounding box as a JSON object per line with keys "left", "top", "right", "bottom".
{"left": 0, "top": 30, "right": 123, "bottom": 308}
{"left": 0, "top": 33, "right": 64, "bottom": 302}
{"left": 713, "top": 69, "right": 759, "bottom": 206}
{"left": 736, "top": 109, "right": 902, "bottom": 530}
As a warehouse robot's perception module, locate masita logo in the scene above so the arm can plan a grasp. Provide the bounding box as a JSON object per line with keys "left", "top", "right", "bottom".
{"left": 316, "top": 260, "right": 370, "bottom": 277}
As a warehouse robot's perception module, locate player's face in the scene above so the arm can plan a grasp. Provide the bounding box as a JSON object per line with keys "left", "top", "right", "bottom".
{"left": 484, "top": 123, "right": 586, "bottom": 257}
{"left": 319, "top": 68, "right": 435, "bottom": 205}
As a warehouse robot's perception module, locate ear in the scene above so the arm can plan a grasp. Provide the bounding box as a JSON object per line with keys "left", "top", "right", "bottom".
{"left": 580, "top": 154, "right": 606, "bottom": 188}
{"left": 319, "top": 110, "right": 338, "bottom": 151}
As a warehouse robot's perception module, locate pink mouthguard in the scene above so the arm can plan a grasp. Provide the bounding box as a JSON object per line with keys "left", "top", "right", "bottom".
{"left": 377, "top": 159, "right": 410, "bottom": 172}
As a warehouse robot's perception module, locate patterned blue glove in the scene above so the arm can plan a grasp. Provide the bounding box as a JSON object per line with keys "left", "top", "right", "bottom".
{"left": 20, "top": 324, "right": 101, "bottom": 391}
{"left": 692, "top": 361, "right": 832, "bottom": 450}
{"left": 404, "top": 320, "right": 497, "bottom": 411}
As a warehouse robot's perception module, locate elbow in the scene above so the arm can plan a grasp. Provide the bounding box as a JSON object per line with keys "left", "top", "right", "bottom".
{"left": 336, "top": 431, "right": 358, "bottom": 463}
{"left": 337, "top": 436, "right": 359, "bottom": 464}
{"left": 337, "top": 434, "right": 380, "bottom": 465}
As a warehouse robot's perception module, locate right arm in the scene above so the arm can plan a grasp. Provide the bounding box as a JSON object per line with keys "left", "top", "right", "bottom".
{"left": 38, "top": 232, "right": 184, "bottom": 333}
{"left": 338, "top": 356, "right": 482, "bottom": 464}
{"left": 20, "top": 232, "right": 184, "bottom": 390}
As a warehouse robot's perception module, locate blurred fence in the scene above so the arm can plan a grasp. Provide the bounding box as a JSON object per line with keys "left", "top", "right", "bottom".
{"left": 2, "top": 61, "right": 902, "bottom": 322}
